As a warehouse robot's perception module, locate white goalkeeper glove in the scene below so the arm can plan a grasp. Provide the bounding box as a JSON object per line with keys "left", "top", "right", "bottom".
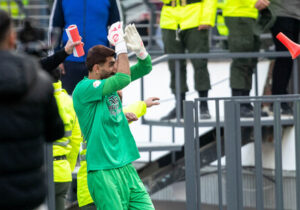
{"left": 107, "top": 21, "right": 127, "bottom": 56}
{"left": 124, "top": 24, "right": 148, "bottom": 60}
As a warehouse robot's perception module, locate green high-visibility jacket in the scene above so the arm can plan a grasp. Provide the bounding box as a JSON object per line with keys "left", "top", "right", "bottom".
{"left": 223, "top": 0, "right": 259, "bottom": 19}
{"left": 53, "top": 81, "right": 82, "bottom": 182}
{"left": 160, "top": 0, "right": 218, "bottom": 30}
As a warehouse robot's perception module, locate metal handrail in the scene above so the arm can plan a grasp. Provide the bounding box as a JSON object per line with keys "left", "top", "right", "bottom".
{"left": 184, "top": 96, "right": 300, "bottom": 210}
{"left": 143, "top": 51, "right": 298, "bottom": 125}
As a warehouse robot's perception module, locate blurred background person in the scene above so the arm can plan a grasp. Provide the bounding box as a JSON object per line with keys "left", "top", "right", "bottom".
{"left": 268, "top": 0, "right": 300, "bottom": 114}
{"left": 0, "top": 9, "right": 64, "bottom": 210}
{"left": 51, "top": 68, "right": 82, "bottom": 210}
{"left": 49, "top": 0, "right": 120, "bottom": 94}
{"left": 223, "top": 0, "right": 270, "bottom": 117}
{"left": 11, "top": 13, "right": 84, "bottom": 210}
{"left": 160, "top": 0, "right": 217, "bottom": 121}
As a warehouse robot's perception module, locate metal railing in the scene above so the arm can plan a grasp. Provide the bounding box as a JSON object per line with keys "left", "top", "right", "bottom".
{"left": 137, "top": 51, "right": 299, "bottom": 164}
{"left": 142, "top": 51, "right": 298, "bottom": 126}
{"left": 184, "top": 95, "right": 300, "bottom": 210}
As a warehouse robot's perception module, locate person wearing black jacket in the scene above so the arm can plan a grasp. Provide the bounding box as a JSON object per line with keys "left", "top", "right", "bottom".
{"left": 40, "top": 39, "right": 82, "bottom": 75}
{"left": 0, "top": 9, "right": 65, "bottom": 210}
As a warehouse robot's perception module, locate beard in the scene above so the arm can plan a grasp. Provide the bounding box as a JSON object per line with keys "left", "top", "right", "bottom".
{"left": 101, "top": 70, "right": 115, "bottom": 79}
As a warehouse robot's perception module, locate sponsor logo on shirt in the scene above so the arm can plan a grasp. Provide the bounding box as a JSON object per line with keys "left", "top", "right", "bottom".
{"left": 93, "top": 80, "right": 101, "bottom": 88}
{"left": 107, "top": 95, "right": 121, "bottom": 116}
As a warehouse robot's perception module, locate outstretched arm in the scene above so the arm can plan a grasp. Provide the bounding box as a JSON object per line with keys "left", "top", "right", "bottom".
{"left": 123, "top": 97, "right": 160, "bottom": 122}
{"left": 40, "top": 40, "right": 82, "bottom": 72}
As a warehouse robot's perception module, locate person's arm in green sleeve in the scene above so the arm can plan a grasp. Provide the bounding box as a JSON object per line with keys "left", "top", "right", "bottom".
{"left": 102, "top": 72, "right": 131, "bottom": 96}
{"left": 129, "top": 55, "right": 152, "bottom": 82}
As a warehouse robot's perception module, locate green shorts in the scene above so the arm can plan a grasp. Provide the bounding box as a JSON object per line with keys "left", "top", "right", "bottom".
{"left": 87, "top": 163, "right": 154, "bottom": 210}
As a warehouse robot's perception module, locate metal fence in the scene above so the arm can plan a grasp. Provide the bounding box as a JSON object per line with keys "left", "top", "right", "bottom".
{"left": 184, "top": 95, "right": 300, "bottom": 210}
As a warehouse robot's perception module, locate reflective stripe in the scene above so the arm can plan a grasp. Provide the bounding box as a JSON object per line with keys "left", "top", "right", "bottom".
{"left": 54, "top": 88, "right": 63, "bottom": 93}
{"left": 80, "top": 154, "right": 86, "bottom": 161}
{"left": 53, "top": 139, "right": 70, "bottom": 147}
{"left": 64, "top": 130, "right": 72, "bottom": 137}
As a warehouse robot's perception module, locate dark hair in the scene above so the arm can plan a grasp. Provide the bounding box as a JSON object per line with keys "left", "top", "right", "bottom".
{"left": 0, "top": 9, "right": 12, "bottom": 43}
{"left": 86, "top": 45, "right": 115, "bottom": 72}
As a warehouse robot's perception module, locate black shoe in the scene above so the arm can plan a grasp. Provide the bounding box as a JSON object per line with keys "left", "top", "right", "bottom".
{"left": 161, "top": 107, "right": 183, "bottom": 121}
{"left": 281, "top": 103, "right": 293, "bottom": 115}
{"left": 245, "top": 103, "right": 268, "bottom": 117}
{"left": 240, "top": 105, "right": 254, "bottom": 118}
{"left": 200, "top": 106, "right": 211, "bottom": 119}
{"left": 269, "top": 103, "right": 293, "bottom": 115}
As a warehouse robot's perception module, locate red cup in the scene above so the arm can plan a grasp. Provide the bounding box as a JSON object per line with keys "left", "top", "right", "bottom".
{"left": 66, "top": 25, "right": 85, "bottom": 57}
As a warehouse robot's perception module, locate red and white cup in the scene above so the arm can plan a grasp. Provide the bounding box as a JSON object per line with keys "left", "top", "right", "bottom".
{"left": 66, "top": 25, "right": 85, "bottom": 57}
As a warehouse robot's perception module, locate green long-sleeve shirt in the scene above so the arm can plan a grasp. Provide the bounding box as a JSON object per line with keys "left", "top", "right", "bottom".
{"left": 72, "top": 55, "right": 152, "bottom": 171}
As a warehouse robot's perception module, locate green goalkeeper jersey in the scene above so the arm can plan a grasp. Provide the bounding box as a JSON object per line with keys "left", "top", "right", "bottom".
{"left": 73, "top": 55, "right": 152, "bottom": 171}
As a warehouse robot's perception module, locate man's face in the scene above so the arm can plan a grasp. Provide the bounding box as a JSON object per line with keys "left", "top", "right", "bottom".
{"left": 98, "top": 56, "right": 117, "bottom": 79}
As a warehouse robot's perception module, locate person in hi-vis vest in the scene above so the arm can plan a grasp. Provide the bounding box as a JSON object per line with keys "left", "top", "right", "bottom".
{"left": 160, "top": 0, "right": 217, "bottom": 121}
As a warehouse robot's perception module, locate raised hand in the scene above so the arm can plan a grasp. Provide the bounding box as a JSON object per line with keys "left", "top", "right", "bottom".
{"left": 107, "top": 21, "right": 127, "bottom": 55}
{"left": 124, "top": 24, "right": 148, "bottom": 60}
{"left": 64, "top": 39, "right": 83, "bottom": 55}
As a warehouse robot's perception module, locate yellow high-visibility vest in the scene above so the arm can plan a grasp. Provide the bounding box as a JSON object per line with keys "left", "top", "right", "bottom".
{"left": 53, "top": 81, "right": 82, "bottom": 182}
{"left": 160, "top": 0, "right": 218, "bottom": 30}
{"left": 223, "top": 0, "right": 258, "bottom": 19}
{"left": 0, "top": 0, "right": 28, "bottom": 18}
{"left": 216, "top": 0, "right": 229, "bottom": 36}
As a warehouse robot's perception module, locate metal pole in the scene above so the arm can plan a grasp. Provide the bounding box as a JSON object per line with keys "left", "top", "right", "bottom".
{"left": 175, "top": 60, "right": 181, "bottom": 122}
{"left": 149, "top": 125, "right": 152, "bottom": 162}
{"left": 194, "top": 100, "right": 201, "bottom": 210}
{"left": 273, "top": 101, "right": 284, "bottom": 210}
{"left": 141, "top": 77, "right": 145, "bottom": 124}
{"left": 254, "top": 67, "right": 259, "bottom": 96}
{"left": 293, "top": 58, "right": 299, "bottom": 94}
{"left": 184, "top": 101, "right": 198, "bottom": 210}
{"left": 215, "top": 99, "right": 223, "bottom": 210}
{"left": 235, "top": 103, "right": 243, "bottom": 210}
{"left": 171, "top": 126, "right": 175, "bottom": 165}
{"left": 141, "top": 77, "right": 145, "bottom": 101}
{"left": 45, "top": 143, "right": 55, "bottom": 210}
{"left": 143, "top": 0, "right": 156, "bottom": 50}
{"left": 294, "top": 101, "right": 300, "bottom": 210}
{"left": 224, "top": 101, "right": 243, "bottom": 210}
{"left": 253, "top": 101, "right": 264, "bottom": 210}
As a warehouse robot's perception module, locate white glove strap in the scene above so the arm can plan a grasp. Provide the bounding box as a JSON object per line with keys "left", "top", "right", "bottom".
{"left": 136, "top": 49, "right": 148, "bottom": 60}
{"left": 115, "top": 41, "right": 127, "bottom": 56}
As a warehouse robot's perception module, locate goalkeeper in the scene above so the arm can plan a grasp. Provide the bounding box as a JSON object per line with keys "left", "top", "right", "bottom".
{"left": 73, "top": 22, "right": 155, "bottom": 210}
{"left": 77, "top": 96, "right": 160, "bottom": 209}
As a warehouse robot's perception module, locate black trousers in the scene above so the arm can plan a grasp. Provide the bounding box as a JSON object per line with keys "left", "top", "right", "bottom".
{"left": 271, "top": 16, "right": 300, "bottom": 95}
